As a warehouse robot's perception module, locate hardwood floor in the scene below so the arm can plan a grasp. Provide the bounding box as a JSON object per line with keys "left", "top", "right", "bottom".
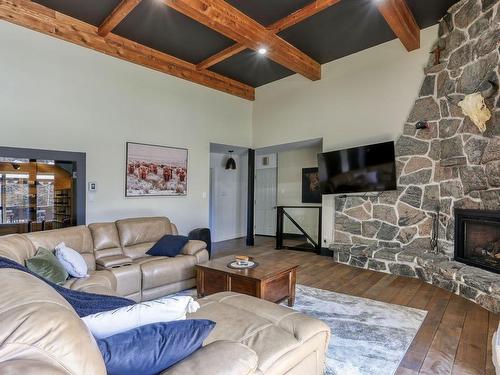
{"left": 212, "top": 236, "right": 499, "bottom": 375}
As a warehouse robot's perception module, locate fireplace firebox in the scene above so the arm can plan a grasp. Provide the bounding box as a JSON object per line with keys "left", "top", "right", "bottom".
{"left": 455, "top": 209, "right": 500, "bottom": 274}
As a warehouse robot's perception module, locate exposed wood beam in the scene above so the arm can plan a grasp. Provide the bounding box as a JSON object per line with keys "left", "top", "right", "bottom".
{"left": 0, "top": 0, "right": 254, "bottom": 100}
{"left": 375, "top": 0, "right": 420, "bottom": 51}
{"left": 98, "top": 0, "right": 142, "bottom": 37}
{"left": 197, "top": 43, "right": 246, "bottom": 70}
{"left": 163, "top": 0, "right": 321, "bottom": 81}
{"left": 267, "top": 0, "right": 341, "bottom": 33}
{"left": 196, "top": 0, "right": 340, "bottom": 71}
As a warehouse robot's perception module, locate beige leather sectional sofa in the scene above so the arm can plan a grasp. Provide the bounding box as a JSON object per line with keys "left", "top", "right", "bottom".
{"left": 0, "top": 217, "right": 209, "bottom": 302}
{"left": 0, "top": 217, "right": 330, "bottom": 375}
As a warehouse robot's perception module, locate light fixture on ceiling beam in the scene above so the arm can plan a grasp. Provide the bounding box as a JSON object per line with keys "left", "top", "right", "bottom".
{"left": 258, "top": 47, "right": 268, "bottom": 55}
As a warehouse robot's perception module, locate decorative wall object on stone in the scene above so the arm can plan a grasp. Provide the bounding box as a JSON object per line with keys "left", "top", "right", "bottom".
{"left": 331, "top": 0, "right": 500, "bottom": 313}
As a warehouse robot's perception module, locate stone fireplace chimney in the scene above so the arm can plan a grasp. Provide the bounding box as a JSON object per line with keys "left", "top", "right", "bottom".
{"left": 331, "top": 0, "right": 500, "bottom": 313}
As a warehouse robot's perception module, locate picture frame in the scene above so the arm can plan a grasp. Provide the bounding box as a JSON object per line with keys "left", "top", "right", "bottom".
{"left": 125, "top": 142, "right": 188, "bottom": 197}
{"left": 302, "top": 167, "right": 322, "bottom": 204}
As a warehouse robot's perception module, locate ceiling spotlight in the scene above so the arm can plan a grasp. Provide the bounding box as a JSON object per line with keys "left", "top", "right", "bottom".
{"left": 258, "top": 47, "right": 267, "bottom": 55}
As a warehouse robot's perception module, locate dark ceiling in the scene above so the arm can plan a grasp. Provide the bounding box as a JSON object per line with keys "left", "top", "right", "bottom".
{"left": 33, "top": 0, "right": 459, "bottom": 88}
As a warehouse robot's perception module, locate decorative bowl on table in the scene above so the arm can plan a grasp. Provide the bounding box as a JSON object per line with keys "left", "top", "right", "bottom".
{"left": 227, "top": 255, "right": 258, "bottom": 269}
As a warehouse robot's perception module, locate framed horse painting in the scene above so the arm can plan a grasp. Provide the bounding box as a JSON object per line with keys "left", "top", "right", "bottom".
{"left": 125, "top": 142, "right": 188, "bottom": 197}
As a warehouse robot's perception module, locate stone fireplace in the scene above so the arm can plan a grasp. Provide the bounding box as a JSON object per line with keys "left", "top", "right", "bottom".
{"left": 330, "top": 0, "right": 500, "bottom": 313}
{"left": 455, "top": 209, "right": 500, "bottom": 273}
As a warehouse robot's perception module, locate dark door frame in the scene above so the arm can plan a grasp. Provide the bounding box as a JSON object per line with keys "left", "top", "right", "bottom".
{"left": 0, "top": 146, "right": 86, "bottom": 225}
{"left": 246, "top": 148, "right": 255, "bottom": 246}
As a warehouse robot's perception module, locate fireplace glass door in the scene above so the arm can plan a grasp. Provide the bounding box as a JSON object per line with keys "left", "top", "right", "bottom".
{"left": 464, "top": 220, "right": 500, "bottom": 268}
{"left": 455, "top": 209, "right": 500, "bottom": 274}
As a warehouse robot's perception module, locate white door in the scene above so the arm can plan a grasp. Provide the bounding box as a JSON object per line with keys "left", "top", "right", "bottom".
{"left": 255, "top": 168, "right": 277, "bottom": 236}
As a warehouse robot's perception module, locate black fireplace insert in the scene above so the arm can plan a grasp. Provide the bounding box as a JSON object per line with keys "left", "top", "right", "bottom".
{"left": 454, "top": 209, "right": 500, "bottom": 274}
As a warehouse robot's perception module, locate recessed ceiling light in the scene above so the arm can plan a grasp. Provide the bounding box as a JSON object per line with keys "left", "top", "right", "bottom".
{"left": 258, "top": 47, "right": 267, "bottom": 55}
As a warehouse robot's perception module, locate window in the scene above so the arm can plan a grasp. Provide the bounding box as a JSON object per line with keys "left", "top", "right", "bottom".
{"left": 2, "top": 173, "right": 30, "bottom": 224}
{"left": 0, "top": 158, "right": 75, "bottom": 230}
{"left": 36, "top": 174, "right": 55, "bottom": 222}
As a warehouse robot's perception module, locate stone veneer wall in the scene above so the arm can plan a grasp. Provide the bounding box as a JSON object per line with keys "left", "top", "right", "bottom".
{"left": 331, "top": 0, "right": 500, "bottom": 312}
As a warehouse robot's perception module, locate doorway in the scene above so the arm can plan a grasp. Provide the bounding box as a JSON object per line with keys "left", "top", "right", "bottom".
{"left": 209, "top": 143, "right": 249, "bottom": 243}
{"left": 255, "top": 154, "right": 277, "bottom": 236}
{"left": 254, "top": 138, "right": 323, "bottom": 250}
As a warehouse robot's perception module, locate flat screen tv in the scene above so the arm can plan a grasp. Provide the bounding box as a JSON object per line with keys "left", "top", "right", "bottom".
{"left": 318, "top": 141, "right": 397, "bottom": 194}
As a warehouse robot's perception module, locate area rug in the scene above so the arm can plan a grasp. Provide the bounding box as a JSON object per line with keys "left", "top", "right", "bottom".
{"left": 175, "top": 285, "right": 426, "bottom": 375}
{"left": 285, "top": 284, "right": 427, "bottom": 375}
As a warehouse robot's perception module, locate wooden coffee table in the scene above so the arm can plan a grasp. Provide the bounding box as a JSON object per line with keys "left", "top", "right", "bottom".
{"left": 196, "top": 254, "right": 298, "bottom": 306}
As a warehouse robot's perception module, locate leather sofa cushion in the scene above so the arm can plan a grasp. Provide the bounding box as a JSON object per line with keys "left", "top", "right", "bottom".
{"left": 96, "top": 255, "right": 133, "bottom": 269}
{"left": 181, "top": 240, "right": 207, "bottom": 256}
{"left": 139, "top": 255, "right": 196, "bottom": 290}
{"left": 26, "top": 226, "right": 96, "bottom": 271}
{"left": 88, "top": 222, "right": 122, "bottom": 259}
{"left": 0, "top": 234, "right": 36, "bottom": 264}
{"left": 0, "top": 269, "right": 107, "bottom": 375}
{"left": 116, "top": 217, "right": 172, "bottom": 248}
{"left": 189, "top": 292, "right": 330, "bottom": 374}
{"left": 122, "top": 243, "right": 158, "bottom": 260}
{"left": 162, "top": 340, "right": 258, "bottom": 375}
{"left": 109, "top": 264, "right": 142, "bottom": 297}
{"left": 0, "top": 359, "right": 72, "bottom": 375}
{"left": 170, "top": 223, "right": 179, "bottom": 235}
{"left": 64, "top": 270, "right": 117, "bottom": 294}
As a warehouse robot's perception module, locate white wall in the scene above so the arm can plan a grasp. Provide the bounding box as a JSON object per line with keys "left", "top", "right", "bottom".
{"left": 277, "top": 146, "right": 322, "bottom": 238}
{"left": 0, "top": 22, "right": 252, "bottom": 233}
{"left": 0, "top": 21, "right": 440, "bottom": 241}
{"left": 209, "top": 153, "right": 247, "bottom": 242}
{"left": 252, "top": 25, "right": 438, "bottom": 151}
{"left": 253, "top": 26, "right": 437, "bottom": 246}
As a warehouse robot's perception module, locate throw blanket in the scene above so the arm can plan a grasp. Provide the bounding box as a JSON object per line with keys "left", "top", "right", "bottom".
{"left": 0, "top": 256, "right": 134, "bottom": 317}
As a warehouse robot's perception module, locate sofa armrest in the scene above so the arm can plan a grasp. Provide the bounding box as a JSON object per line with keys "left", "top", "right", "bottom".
{"left": 181, "top": 240, "right": 207, "bottom": 256}
{"left": 109, "top": 263, "right": 141, "bottom": 298}
{"left": 96, "top": 255, "right": 133, "bottom": 269}
{"left": 0, "top": 359, "right": 71, "bottom": 375}
{"left": 162, "top": 341, "right": 258, "bottom": 375}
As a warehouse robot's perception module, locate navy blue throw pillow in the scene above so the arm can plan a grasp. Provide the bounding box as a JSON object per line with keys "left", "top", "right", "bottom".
{"left": 97, "top": 319, "right": 215, "bottom": 375}
{"left": 146, "top": 235, "right": 189, "bottom": 257}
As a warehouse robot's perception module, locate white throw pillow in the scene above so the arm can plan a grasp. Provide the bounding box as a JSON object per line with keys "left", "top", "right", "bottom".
{"left": 55, "top": 242, "right": 88, "bottom": 278}
{"left": 493, "top": 324, "right": 500, "bottom": 375}
{"left": 82, "top": 295, "right": 200, "bottom": 339}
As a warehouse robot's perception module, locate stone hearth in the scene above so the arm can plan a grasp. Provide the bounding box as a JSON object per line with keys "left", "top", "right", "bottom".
{"left": 332, "top": 243, "right": 500, "bottom": 313}
{"left": 330, "top": 0, "right": 500, "bottom": 313}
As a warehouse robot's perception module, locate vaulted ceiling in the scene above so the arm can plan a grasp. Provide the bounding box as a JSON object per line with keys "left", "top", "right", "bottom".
{"left": 0, "top": 0, "right": 458, "bottom": 100}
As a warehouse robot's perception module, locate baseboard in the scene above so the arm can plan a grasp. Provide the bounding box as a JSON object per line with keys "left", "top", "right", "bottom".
{"left": 320, "top": 247, "right": 333, "bottom": 257}
{"left": 283, "top": 233, "right": 307, "bottom": 240}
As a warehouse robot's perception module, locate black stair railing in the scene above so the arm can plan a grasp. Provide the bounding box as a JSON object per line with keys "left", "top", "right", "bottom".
{"left": 276, "top": 205, "right": 322, "bottom": 253}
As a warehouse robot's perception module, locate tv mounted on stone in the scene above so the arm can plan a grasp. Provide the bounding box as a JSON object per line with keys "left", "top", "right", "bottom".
{"left": 318, "top": 141, "right": 397, "bottom": 195}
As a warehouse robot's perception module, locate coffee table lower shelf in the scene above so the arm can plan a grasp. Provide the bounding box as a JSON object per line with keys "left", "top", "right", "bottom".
{"left": 196, "top": 265, "right": 297, "bottom": 307}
